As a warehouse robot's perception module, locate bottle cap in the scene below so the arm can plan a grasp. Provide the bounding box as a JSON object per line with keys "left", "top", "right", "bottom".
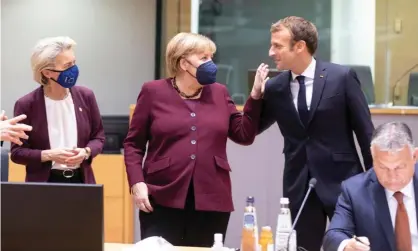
{"left": 262, "top": 226, "right": 272, "bottom": 232}
{"left": 280, "top": 197, "right": 289, "bottom": 204}
{"left": 214, "top": 233, "right": 223, "bottom": 243}
{"left": 246, "top": 196, "right": 255, "bottom": 203}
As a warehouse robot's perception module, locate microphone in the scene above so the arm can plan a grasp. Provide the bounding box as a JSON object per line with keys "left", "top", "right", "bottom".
{"left": 286, "top": 178, "right": 317, "bottom": 251}
{"left": 391, "top": 63, "right": 418, "bottom": 105}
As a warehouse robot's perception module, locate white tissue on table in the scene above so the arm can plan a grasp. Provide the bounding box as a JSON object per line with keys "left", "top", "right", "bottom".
{"left": 123, "top": 236, "right": 176, "bottom": 251}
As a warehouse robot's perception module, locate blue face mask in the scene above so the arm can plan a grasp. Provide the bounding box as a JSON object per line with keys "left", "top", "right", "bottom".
{"left": 50, "top": 65, "right": 79, "bottom": 88}
{"left": 190, "top": 61, "right": 218, "bottom": 85}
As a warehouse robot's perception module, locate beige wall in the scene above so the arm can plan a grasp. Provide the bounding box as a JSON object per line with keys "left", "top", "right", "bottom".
{"left": 375, "top": 0, "right": 418, "bottom": 105}
{"left": 160, "top": 0, "right": 191, "bottom": 78}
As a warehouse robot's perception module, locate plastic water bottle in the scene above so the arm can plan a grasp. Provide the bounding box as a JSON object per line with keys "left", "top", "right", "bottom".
{"left": 275, "top": 197, "right": 296, "bottom": 251}
{"left": 212, "top": 233, "right": 224, "bottom": 251}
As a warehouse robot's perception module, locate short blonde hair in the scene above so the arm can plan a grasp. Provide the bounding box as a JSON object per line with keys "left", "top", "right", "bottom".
{"left": 31, "top": 36, "right": 77, "bottom": 85}
{"left": 165, "top": 32, "right": 216, "bottom": 77}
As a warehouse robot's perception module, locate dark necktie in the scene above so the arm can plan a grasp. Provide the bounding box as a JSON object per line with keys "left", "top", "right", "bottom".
{"left": 296, "top": 76, "right": 308, "bottom": 126}
{"left": 394, "top": 191, "right": 412, "bottom": 251}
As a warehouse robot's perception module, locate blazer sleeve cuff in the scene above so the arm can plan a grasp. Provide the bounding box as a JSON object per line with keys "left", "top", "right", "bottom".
{"left": 127, "top": 169, "right": 145, "bottom": 189}
{"left": 337, "top": 239, "right": 350, "bottom": 251}
{"left": 10, "top": 149, "right": 43, "bottom": 165}
{"left": 242, "top": 96, "right": 263, "bottom": 118}
{"left": 86, "top": 141, "right": 102, "bottom": 158}
{"left": 30, "top": 149, "right": 43, "bottom": 163}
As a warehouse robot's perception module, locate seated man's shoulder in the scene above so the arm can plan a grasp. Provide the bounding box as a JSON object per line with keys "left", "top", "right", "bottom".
{"left": 342, "top": 169, "right": 374, "bottom": 193}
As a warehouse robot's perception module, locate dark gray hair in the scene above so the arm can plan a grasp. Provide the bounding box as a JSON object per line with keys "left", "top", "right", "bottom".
{"left": 371, "top": 122, "right": 414, "bottom": 152}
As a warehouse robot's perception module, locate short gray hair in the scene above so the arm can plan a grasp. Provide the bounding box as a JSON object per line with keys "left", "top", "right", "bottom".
{"left": 31, "top": 36, "right": 77, "bottom": 85}
{"left": 371, "top": 122, "right": 414, "bottom": 152}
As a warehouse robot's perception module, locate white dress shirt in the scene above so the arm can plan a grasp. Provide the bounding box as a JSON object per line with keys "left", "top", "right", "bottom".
{"left": 338, "top": 179, "right": 418, "bottom": 250}
{"left": 44, "top": 93, "right": 78, "bottom": 170}
{"left": 290, "top": 58, "right": 316, "bottom": 110}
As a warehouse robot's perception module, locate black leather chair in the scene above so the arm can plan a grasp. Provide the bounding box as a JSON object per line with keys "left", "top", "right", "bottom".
{"left": 407, "top": 72, "right": 418, "bottom": 106}
{"left": 247, "top": 69, "right": 284, "bottom": 93}
{"left": 1, "top": 149, "right": 9, "bottom": 181}
{"left": 345, "top": 65, "right": 375, "bottom": 105}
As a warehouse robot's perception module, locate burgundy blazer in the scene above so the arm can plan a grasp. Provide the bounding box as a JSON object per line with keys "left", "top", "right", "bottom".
{"left": 124, "top": 78, "right": 262, "bottom": 212}
{"left": 10, "top": 86, "right": 105, "bottom": 184}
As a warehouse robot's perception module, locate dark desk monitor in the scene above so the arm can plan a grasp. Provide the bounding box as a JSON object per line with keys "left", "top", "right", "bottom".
{"left": 247, "top": 69, "right": 285, "bottom": 95}
{"left": 102, "top": 115, "right": 129, "bottom": 154}
{"left": 1, "top": 182, "right": 104, "bottom": 251}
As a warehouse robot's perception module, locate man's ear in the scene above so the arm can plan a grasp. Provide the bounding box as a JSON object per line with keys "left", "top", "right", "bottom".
{"left": 413, "top": 147, "right": 418, "bottom": 161}
{"left": 295, "top": 40, "right": 306, "bottom": 53}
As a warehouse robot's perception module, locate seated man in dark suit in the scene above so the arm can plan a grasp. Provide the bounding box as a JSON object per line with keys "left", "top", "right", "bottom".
{"left": 323, "top": 121, "right": 418, "bottom": 251}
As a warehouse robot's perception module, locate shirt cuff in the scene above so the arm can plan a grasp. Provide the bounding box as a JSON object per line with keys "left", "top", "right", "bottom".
{"left": 337, "top": 239, "right": 350, "bottom": 251}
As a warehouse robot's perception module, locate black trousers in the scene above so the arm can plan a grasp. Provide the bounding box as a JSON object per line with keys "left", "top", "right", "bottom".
{"left": 290, "top": 189, "right": 335, "bottom": 251}
{"left": 47, "top": 169, "right": 84, "bottom": 183}
{"left": 139, "top": 182, "right": 230, "bottom": 247}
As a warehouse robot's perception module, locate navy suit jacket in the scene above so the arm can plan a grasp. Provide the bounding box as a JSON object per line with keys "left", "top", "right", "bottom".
{"left": 323, "top": 164, "right": 418, "bottom": 251}
{"left": 259, "top": 60, "right": 374, "bottom": 209}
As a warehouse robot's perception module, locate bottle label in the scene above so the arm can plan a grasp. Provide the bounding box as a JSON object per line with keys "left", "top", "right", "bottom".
{"left": 275, "top": 232, "right": 289, "bottom": 248}
{"left": 277, "top": 214, "right": 292, "bottom": 230}
{"left": 243, "top": 212, "right": 255, "bottom": 228}
{"left": 275, "top": 230, "right": 296, "bottom": 251}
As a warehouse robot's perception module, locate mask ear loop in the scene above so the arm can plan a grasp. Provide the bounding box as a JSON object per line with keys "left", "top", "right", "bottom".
{"left": 183, "top": 58, "right": 197, "bottom": 79}
{"left": 45, "top": 69, "right": 62, "bottom": 84}
{"left": 41, "top": 73, "right": 49, "bottom": 85}
{"left": 41, "top": 68, "right": 61, "bottom": 85}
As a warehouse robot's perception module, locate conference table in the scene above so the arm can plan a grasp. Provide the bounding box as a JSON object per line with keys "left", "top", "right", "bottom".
{"left": 104, "top": 243, "right": 210, "bottom": 251}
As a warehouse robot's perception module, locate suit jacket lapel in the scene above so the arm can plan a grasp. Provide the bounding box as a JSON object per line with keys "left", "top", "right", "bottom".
{"left": 368, "top": 171, "right": 396, "bottom": 251}
{"left": 69, "top": 87, "right": 82, "bottom": 147}
{"left": 36, "top": 87, "right": 51, "bottom": 150}
{"left": 308, "top": 61, "right": 327, "bottom": 126}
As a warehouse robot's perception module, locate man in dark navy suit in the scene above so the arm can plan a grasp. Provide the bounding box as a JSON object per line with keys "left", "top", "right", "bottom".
{"left": 252, "top": 16, "right": 374, "bottom": 251}
{"left": 324, "top": 122, "right": 418, "bottom": 251}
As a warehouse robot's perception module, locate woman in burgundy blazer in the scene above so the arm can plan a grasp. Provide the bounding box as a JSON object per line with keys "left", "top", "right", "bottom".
{"left": 11, "top": 36, "right": 105, "bottom": 184}
{"left": 124, "top": 32, "right": 269, "bottom": 247}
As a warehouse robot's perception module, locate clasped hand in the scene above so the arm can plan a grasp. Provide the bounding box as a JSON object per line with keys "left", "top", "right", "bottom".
{"left": 48, "top": 147, "right": 87, "bottom": 167}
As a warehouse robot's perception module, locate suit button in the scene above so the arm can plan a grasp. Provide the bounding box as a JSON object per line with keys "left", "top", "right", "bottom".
{"left": 191, "top": 126, "right": 196, "bottom": 131}
{"left": 191, "top": 140, "right": 196, "bottom": 144}
{"left": 190, "top": 112, "right": 196, "bottom": 117}
{"left": 190, "top": 154, "right": 196, "bottom": 160}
